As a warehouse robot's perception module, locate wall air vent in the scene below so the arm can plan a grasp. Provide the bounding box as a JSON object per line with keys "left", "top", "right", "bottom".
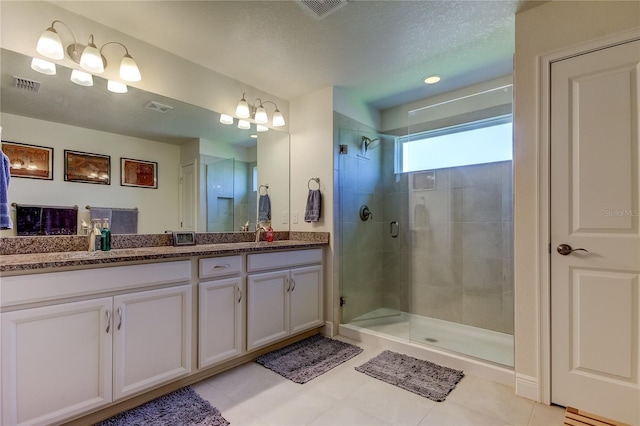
{"left": 13, "top": 77, "right": 41, "bottom": 92}
{"left": 145, "top": 101, "right": 174, "bottom": 113}
{"left": 297, "top": 0, "right": 348, "bottom": 19}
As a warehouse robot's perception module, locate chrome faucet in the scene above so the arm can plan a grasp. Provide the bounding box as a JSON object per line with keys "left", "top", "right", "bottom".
{"left": 255, "top": 223, "right": 267, "bottom": 243}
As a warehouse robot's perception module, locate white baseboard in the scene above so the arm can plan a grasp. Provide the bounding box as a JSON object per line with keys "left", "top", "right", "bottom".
{"left": 516, "top": 373, "right": 539, "bottom": 401}
{"left": 322, "top": 321, "right": 334, "bottom": 337}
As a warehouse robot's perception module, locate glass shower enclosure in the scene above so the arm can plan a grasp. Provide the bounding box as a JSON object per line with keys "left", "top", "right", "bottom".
{"left": 339, "top": 86, "right": 514, "bottom": 367}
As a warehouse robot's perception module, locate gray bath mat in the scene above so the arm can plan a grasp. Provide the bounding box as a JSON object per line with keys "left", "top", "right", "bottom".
{"left": 355, "top": 350, "right": 464, "bottom": 401}
{"left": 95, "top": 386, "right": 229, "bottom": 426}
{"left": 256, "top": 334, "right": 363, "bottom": 383}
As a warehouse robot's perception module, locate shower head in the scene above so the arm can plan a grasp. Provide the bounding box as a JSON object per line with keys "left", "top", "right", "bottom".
{"left": 361, "top": 136, "right": 380, "bottom": 154}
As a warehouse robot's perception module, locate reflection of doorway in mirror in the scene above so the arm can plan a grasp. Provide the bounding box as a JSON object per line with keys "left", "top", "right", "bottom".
{"left": 205, "top": 157, "right": 256, "bottom": 232}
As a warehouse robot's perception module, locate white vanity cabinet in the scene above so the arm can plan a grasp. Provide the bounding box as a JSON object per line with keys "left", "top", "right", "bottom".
{"left": 198, "top": 256, "right": 244, "bottom": 368}
{"left": 1, "top": 261, "right": 192, "bottom": 426}
{"left": 112, "top": 285, "right": 192, "bottom": 400}
{"left": 1, "top": 298, "right": 113, "bottom": 426}
{"left": 246, "top": 249, "right": 323, "bottom": 351}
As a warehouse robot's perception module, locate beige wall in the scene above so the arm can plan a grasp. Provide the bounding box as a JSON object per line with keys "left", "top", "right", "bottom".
{"left": 290, "top": 87, "right": 336, "bottom": 332}
{"left": 514, "top": 0, "right": 639, "bottom": 399}
{"left": 1, "top": 113, "right": 181, "bottom": 235}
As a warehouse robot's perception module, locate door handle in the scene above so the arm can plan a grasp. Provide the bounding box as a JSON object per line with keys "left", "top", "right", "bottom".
{"left": 106, "top": 309, "right": 111, "bottom": 334}
{"left": 390, "top": 221, "right": 399, "bottom": 238}
{"left": 557, "top": 244, "right": 589, "bottom": 255}
{"left": 117, "top": 307, "right": 123, "bottom": 330}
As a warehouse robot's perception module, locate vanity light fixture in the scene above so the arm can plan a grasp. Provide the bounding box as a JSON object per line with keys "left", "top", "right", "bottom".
{"left": 238, "top": 119, "right": 251, "bottom": 130}
{"left": 235, "top": 92, "right": 285, "bottom": 127}
{"left": 70, "top": 69, "right": 93, "bottom": 86}
{"left": 33, "top": 19, "right": 141, "bottom": 88}
{"left": 107, "top": 80, "right": 127, "bottom": 93}
{"left": 219, "top": 114, "right": 234, "bottom": 125}
{"left": 30, "top": 58, "right": 56, "bottom": 75}
{"left": 256, "top": 124, "right": 269, "bottom": 133}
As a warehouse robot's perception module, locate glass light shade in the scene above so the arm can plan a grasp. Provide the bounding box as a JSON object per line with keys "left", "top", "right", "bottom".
{"left": 70, "top": 69, "right": 93, "bottom": 86}
{"left": 120, "top": 54, "right": 141, "bottom": 82}
{"left": 272, "top": 109, "right": 285, "bottom": 127}
{"left": 31, "top": 57, "right": 56, "bottom": 75}
{"left": 254, "top": 106, "right": 268, "bottom": 124}
{"left": 107, "top": 80, "right": 128, "bottom": 93}
{"left": 80, "top": 43, "right": 104, "bottom": 73}
{"left": 235, "top": 98, "right": 250, "bottom": 118}
{"left": 219, "top": 114, "right": 234, "bottom": 125}
{"left": 256, "top": 124, "right": 269, "bottom": 133}
{"left": 237, "top": 119, "right": 251, "bottom": 130}
{"left": 36, "top": 28, "right": 64, "bottom": 60}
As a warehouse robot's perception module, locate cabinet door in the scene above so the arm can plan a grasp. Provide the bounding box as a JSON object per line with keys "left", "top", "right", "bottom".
{"left": 290, "top": 265, "right": 323, "bottom": 334}
{"left": 247, "top": 270, "right": 289, "bottom": 350}
{"left": 199, "top": 277, "right": 243, "bottom": 368}
{"left": 113, "top": 285, "right": 192, "bottom": 400}
{"left": 1, "top": 298, "right": 113, "bottom": 426}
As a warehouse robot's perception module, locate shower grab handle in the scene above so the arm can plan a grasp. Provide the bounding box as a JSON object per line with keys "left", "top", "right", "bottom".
{"left": 390, "top": 221, "right": 399, "bottom": 238}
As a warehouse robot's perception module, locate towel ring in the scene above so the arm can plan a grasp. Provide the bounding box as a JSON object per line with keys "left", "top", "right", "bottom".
{"left": 308, "top": 177, "right": 320, "bottom": 190}
{"left": 259, "top": 184, "right": 269, "bottom": 195}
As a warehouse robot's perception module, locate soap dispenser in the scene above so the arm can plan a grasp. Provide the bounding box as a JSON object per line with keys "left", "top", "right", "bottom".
{"left": 88, "top": 220, "right": 100, "bottom": 252}
{"left": 101, "top": 218, "right": 111, "bottom": 251}
{"left": 266, "top": 226, "right": 274, "bottom": 243}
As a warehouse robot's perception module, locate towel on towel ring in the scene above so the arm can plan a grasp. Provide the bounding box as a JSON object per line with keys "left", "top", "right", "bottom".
{"left": 304, "top": 189, "right": 321, "bottom": 223}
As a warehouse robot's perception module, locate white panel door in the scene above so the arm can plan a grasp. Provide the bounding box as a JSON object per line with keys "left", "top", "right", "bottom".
{"left": 113, "top": 285, "right": 192, "bottom": 400}
{"left": 180, "top": 161, "right": 197, "bottom": 230}
{"left": 290, "top": 265, "right": 323, "bottom": 334}
{"left": 1, "top": 298, "right": 113, "bottom": 426}
{"left": 551, "top": 39, "right": 640, "bottom": 425}
{"left": 199, "top": 277, "right": 244, "bottom": 368}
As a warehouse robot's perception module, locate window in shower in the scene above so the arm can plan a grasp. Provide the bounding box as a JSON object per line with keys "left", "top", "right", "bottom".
{"left": 396, "top": 114, "right": 512, "bottom": 173}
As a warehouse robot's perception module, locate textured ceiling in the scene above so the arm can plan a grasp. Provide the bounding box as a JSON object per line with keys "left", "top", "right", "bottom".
{"left": 50, "top": 0, "right": 542, "bottom": 110}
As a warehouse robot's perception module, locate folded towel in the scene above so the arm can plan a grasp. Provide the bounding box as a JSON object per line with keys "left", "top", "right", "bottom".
{"left": 42, "top": 207, "right": 77, "bottom": 235}
{"left": 304, "top": 189, "right": 322, "bottom": 223}
{"left": 16, "top": 206, "right": 42, "bottom": 235}
{"left": 258, "top": 194, "right": 271, "bottom": 222}
{"left": 111, "top": 209, "right": 138, "bottom": 234}
{"left": 0, "top": 151, "right": 12, "bottom": 230}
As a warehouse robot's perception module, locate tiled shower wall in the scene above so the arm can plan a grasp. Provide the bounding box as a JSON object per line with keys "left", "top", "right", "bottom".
{"left": 409, "top": 162, "right": 514, "bottom": 334}
{"left": 335, "top": 112, "right": 513, "bottom": 335}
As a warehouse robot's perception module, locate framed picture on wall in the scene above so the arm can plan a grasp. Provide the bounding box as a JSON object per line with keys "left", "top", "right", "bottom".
{"left": 120, "top": 157, "right": 158, "bottom": 189}
{"left": 1, "top": 141, "right": 53, "bottom": 180}
{"left": 64, "top": 150, "right": 110, "bottom": 185}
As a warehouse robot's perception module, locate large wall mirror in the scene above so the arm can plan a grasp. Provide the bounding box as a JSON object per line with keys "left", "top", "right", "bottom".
{"left": 0, "top": 48, "right": 290, "bottom": 236}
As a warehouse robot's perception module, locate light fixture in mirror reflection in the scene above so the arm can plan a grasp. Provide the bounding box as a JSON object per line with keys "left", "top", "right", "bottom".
{"left": 0, "top": 48, "right": 290, "bottom": 235}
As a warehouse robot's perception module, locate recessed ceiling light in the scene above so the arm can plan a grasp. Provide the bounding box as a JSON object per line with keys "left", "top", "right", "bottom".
{"left": 250, "top": 134, "right": 258, "bottom": 139}
{"left": 423, "top": 75, "right": 441, "bottom": 84}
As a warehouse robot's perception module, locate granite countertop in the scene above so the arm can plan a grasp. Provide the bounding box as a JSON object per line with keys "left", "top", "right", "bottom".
{"left": 0, "top": 240, "right": 327, "bottom": 273}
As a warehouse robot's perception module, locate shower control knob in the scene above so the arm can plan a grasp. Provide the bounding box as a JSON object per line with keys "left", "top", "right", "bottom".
{"left": 556, "top": 244, "right": 589, "bottom": 256}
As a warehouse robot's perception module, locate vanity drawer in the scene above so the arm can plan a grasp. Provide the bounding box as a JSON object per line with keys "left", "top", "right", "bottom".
{"left": 247, "top": 249, "right": 322, "bottom": 272}
{"left": 199, "top": 255, "right": 242, "bottom": 279}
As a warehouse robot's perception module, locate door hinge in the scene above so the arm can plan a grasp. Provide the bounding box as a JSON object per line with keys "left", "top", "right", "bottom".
{"left": 340, "top": 296, "right": 346, "bottom": 306}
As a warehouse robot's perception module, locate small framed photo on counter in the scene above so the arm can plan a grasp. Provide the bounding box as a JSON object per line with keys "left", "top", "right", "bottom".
{"left": 64, "top": 150, "right": 110, "bottom": 185}
{"left": 1, "top": 141, "right": 53, "bottom": 180}
{"left": 121, "top": 157, "right": 158, "bottom": 189}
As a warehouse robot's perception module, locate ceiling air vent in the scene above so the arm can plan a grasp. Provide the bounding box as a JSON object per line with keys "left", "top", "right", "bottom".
{"left": 14, "top": 76, "right": 41, "bottom": 92}
{"left": 145, "top": 101, "right": 174, "bottom": 113}
{"left": 298, "top": 0, "right": 348, "bottom": 19}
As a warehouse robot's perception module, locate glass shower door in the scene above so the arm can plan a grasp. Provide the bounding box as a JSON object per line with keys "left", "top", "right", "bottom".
{"left": 339, "top": 127, "right": 405, "bottom": 329}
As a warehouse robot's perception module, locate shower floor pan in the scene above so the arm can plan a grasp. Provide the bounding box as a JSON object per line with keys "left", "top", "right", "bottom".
{"left": 340, "top": 310, "right": 514, "bottom": 385}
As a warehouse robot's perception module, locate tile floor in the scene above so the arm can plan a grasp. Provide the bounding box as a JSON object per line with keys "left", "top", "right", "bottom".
{"left": 192, "top": 335, "right": 565, "bottom": 426}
